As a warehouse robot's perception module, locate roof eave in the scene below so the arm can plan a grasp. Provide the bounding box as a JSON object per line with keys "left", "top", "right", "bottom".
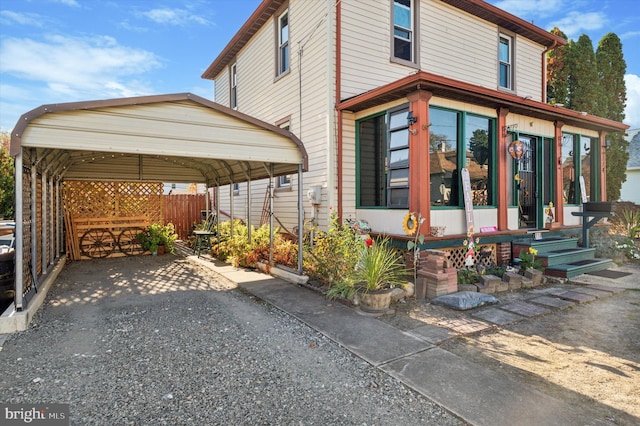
{"left": 201, "top": 0, "right": 285, "bottom": 80}
{"left": 337, "top": 71, "right": 628, "bottom": 134}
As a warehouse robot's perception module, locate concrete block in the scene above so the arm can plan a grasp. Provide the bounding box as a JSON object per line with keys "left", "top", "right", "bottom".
{"left": 521, "top": 278, "right": 533, "bottom": 289}
{"left": 524, "top": 268, "right": 543, "bottom": 286}
{"left": 476, "top": 283, "right": 495, "bottom": 294}
{"left": 503, "top": 271, "right": 523, "bottom": 285}
{"left": 457, "top": 284, "right": 477, "bottom": 292}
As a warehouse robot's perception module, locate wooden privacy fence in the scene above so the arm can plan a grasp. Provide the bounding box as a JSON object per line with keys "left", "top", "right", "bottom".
{"left": 163, "top": 194, "right": 206, "bottom": 240}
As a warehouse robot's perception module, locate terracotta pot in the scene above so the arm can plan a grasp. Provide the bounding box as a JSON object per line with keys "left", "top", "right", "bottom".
{"left": 359, "top": 288, "right": 393, "bottom": 313}
{"left": 157, "top": 245, "right": 165, "bottom": 255}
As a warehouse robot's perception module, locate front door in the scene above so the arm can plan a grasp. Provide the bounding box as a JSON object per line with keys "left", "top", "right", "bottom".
{"left": 518, "top": 136, "right": 537, "bottom": 229}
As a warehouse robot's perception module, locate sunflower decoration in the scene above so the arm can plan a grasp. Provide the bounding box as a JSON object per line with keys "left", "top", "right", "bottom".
{"left": 403, "top": 212, "right": 419, "bottom": 236}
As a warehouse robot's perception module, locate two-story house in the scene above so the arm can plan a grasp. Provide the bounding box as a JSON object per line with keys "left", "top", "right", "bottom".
{"left": 202, "top": 0, "right": 627, "bottom": 263}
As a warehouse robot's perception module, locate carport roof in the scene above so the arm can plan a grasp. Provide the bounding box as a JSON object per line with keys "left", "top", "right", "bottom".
{"left": 10, "top": 93, "right": 308, "bottom": 186}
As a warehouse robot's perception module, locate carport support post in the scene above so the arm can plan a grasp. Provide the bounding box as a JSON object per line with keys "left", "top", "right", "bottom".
{"left": 41, "top": 170, "right": 47, "bottom": 275}
{"left": 55, "top": 180, "right": 61, "bottom": 259}
{"left": 269, "top": 165, "right": 274, "bottom": 265}
{"left": 14, "top": 151, "right": 24, "bottom": 310}
{"left": 49, "top": 178, "right": 54, "bottom": 264}
{"left": 297, "top": 164, "right": 303, "bottom": 274}
{"left": 31, "top": 160, "right": 37, "bottom": 284}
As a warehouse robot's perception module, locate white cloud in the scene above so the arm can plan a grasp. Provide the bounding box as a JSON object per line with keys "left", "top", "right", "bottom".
{"left": 624, "top": 74, "right": 640, "bottom": 130}
{"left": 0, "top": 10, "right": 45, "bottom": 27}
{"left": 0, "top": 35, "right": 161, "bottom": 96}
{"left": 547, "top": 11, "right": 607, "bottom": 38}
{"left": 0, "top": 35, "right": 162, "bottom": 131}
{"left": 51, "top": 0, "right": 80, "bottom": 6}
{"left": 142, "top": 8, "right": 209, "bottom": 26}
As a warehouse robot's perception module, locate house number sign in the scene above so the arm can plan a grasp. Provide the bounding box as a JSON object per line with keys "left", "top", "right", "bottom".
{"left": 461, "top": 168, "right": 474, "bottom": 235}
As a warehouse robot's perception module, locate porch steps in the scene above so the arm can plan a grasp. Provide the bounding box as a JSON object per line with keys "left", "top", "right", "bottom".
{"left": 543, "top": 258, "right": 614, "bottom": 279}
{"left": 513, "top": 237, "right": 612, "bottom": 279}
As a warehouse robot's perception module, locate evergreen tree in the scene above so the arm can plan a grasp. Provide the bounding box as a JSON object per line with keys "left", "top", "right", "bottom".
{"left": 566, "top": 34, "right": 601, "bottom": 113}
{"left": 596, "top": 33, "right": 628, "bottom": 200}
{"left": 0, "top": 132, "right": 15, "bottom": 219}
{"left": 546, "top": 27, "right": 569, "bottom": 105}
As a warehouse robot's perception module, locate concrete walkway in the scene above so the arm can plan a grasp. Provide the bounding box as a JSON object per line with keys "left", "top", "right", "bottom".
{"left": 186, "top": 255, "right": 631, "bottom": 426}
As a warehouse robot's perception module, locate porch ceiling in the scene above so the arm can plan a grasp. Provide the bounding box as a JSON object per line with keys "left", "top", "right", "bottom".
{"left": 10, "top": 93, "right": 308, "bottom": 186}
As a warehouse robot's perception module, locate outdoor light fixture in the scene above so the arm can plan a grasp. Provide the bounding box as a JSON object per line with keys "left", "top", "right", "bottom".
{"left": 604, "top": 139, "right": 612, "bottom": 149}
{"left": 407, "top": 111, "right": 417, "bottom": 126}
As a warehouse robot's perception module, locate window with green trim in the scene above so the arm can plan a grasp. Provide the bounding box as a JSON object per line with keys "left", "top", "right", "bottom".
{"left": 562, "top": 133, "right": 595, "bottom": 203}
{"left": 357, "top": 107, "right": 410, "bottom": 208}
{"left": 429, "top": 107, "right": 495, "bottom": 207}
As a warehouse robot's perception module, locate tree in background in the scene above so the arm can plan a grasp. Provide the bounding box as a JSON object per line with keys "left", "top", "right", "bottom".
{"left": 566, "top": 34, "right": 601, "bottom": 113}
{"left": 596, "top": 33, "right": 628, "bottom": 201}
{"left": 0, "top": 132, "right": 15, "bottom": 219}
{"left": 548, "top": 31, "right": 628, "bottom": 201}
{"left": 546, "top": 27, "right": 569, "bottom": 105}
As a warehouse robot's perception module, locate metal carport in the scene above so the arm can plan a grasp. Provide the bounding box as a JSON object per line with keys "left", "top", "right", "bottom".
{"left": 9, "top": 92, "right": 308, "bottom": 312}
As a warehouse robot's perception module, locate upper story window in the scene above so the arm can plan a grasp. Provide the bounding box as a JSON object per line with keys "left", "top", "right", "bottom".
{"left": 230, "top": 63, "right": 237, "bottom": 109}
{"left": 392, "top": 0, "right": 414, "bottom": 63}
{"left": 278, "top": 10, "right": 289, "bottom": 75}
{"left": 499, "top": 34, "right": 513, "bottom": 90}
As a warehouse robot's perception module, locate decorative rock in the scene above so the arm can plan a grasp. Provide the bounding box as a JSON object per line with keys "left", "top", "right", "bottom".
{"left": 390, "top": 288, "right": 405, "bottom": 303}
{"left": 403, "top": 282, "right": 415, "bottom": 298}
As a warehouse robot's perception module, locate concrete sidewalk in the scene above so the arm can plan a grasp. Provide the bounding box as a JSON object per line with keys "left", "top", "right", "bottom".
{"left": 188, "top": 255, "right": 617, "bottom": 426}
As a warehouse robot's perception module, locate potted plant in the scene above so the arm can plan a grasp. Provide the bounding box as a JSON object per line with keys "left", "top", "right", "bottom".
{"left": 137, "top": 223, "right": 178, "bottom": 255}
{"left": 351, "top": 237, "right": 407, "bottom": 312}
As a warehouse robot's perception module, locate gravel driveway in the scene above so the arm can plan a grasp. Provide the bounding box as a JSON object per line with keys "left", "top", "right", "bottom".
{"left": 0, "top": 255, "right": 463, "bottom": 425}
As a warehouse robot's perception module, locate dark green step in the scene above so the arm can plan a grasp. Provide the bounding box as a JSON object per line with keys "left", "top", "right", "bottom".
{"left": 512, "top": 237, "right": 579, "bottom": 258}
{"left": 543, "top": 258, "right": 613, "bottom": 279}
{"left": 536, "top": 247, "right": 596, "bottom": 267}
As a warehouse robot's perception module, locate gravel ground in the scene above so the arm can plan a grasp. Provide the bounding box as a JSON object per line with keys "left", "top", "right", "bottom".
{"left": 0, "top": 256, "right": 463, "bottom": 425}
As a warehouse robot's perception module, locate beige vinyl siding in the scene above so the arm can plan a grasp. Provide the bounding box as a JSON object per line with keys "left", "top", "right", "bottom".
{"left": 562, "top": 125, "right": 599, "bottom": 138}
{"left": 428, "top": 97, "right": 496, "bottom": 118}
{"left": 515, "top": 37, "right": 544, "bottom": 100}
{"left": 341, "top": 112, "right": 357, "bottom": 221}
{"left": 340, "top": 0, "right": 411, "bottom": 99}
{"left": 422, "top": 1, "right": 497, "bottom": 90}
{"left": 505, "top": 113, "right": 554, "bottom": 137}
{"left": 341, "top": 0, "right": 547, "bottom": 99}
{"left": 214, "top": 67, "right": 230, "bottom": 106}
{"left": 211, "top": 0, "right": 335, "bottom": 230}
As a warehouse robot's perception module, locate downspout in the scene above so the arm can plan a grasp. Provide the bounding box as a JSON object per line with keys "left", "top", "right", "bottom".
{"left": 269, "top": 164, "right": 274, "bottom": 265}
{"left": 541, "top": 40, "right": 557, "bottom": 103}
{"left": 335, "top": 0, "right": 343, "bottom": 221}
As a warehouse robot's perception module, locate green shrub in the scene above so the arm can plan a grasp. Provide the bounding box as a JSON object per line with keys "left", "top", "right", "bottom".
{"left": 303, "top": 208, "right": 365, "bottom": 285}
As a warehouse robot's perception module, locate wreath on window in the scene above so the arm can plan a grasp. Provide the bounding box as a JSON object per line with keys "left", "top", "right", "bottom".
{"left": 402, "top": 212, "right": 418, "bottom": 236}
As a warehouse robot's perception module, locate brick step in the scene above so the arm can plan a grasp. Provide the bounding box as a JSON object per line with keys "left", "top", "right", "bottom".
{"left": 544, "top": 258, "right": 614, "bottom": 279}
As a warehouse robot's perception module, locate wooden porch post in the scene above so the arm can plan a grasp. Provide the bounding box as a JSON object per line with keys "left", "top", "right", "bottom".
{"left": 599, "top": 131, "right": 608, "bottom": 201}
{"left": 554, "top": 121, "right": 565, "bottom": 225}
{"left": 497, "top": 107, "right": 509, "bottom": 230}
{"left": 407, "top": 90, "right": 432, "bottom": 234}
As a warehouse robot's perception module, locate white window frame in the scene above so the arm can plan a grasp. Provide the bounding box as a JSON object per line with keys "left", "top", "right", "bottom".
{"left": 498, "top": 33, "right": 514, "bottom": 91}
{"left": 391, "top": 0, "right": 416, "bottom": 65}
{"left": 230, "top": 63, "right": 237, "bottom": 109}
{"left": 233, "top": 182, "right": 239, "bottom": 195}
{"left": 277, "top": 9, "right": 289, "bottom": 76}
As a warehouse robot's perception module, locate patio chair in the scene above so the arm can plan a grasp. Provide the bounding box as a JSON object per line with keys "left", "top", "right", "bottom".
{"left": 193, "top": 213, "right": 218, "bottom": 257}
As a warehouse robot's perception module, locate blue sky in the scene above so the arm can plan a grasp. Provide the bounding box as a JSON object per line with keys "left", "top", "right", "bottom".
{"left": 1, "top": 0, "right": 639, "bottom": 134}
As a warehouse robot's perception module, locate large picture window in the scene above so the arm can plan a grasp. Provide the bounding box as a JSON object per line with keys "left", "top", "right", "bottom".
{"left": 357, "top": 107, "right": 410, "bottom": 208}
{"left": 430, "top": 108, "right": 495, "bottom": 207}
